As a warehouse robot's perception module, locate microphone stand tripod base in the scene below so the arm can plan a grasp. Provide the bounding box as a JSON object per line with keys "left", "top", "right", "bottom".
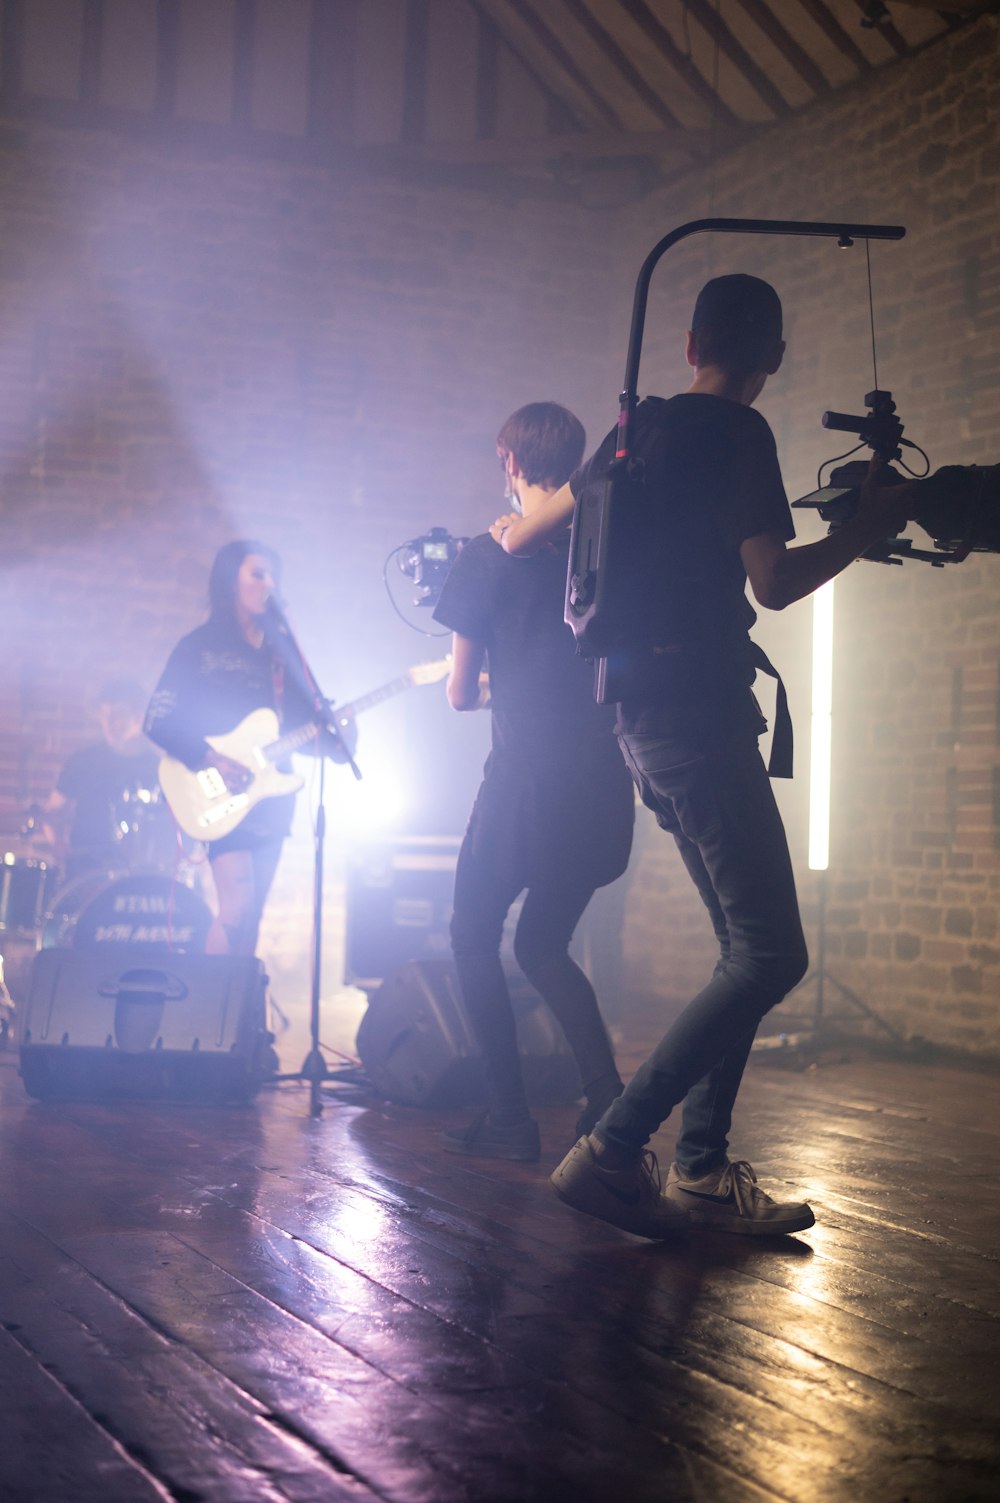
{"left": 299, "top": 1046, "right": 329, "bottom": 1082}
{"left": 297, "top": 1044, "right": 330, "bottom": 1119}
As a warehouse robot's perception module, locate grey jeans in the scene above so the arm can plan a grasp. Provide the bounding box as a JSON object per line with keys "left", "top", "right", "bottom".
{"left": 597, "top": 723, "right": 808, "bottom": 1175}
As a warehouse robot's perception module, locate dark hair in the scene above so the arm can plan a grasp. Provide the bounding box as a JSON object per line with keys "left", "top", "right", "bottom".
{"left": 496, "top": 402, "right": 586, "bottom": 488}
{"left": 208, "top": 539, "right": 281, "bottom": 623}
{"left": 96, "top": 678, "right": 147, "bottom": 714}
{"left": 691, "top": 274, "right": 783, "bottom": 375}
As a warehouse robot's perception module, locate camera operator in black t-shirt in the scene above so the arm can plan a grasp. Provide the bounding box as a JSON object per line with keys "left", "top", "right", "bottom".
{"left": 492, "top": 276, "right": 915, "bottom": 1237}
{"left": 432, "top": 403, "right": 635, "bottom": 1162}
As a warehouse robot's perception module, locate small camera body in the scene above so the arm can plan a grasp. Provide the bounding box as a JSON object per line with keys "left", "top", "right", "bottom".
{"left": 398, "top": 527, "right": 467, "bottom": 605}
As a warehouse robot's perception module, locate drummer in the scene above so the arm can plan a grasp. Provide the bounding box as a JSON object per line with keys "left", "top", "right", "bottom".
{"left": 40, "top": 679, "right": 162, "bottom": 883}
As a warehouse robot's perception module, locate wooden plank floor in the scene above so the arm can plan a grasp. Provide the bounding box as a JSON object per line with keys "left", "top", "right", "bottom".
{"left": 1, "top": 1037, "right": 998, "bottom": 1503}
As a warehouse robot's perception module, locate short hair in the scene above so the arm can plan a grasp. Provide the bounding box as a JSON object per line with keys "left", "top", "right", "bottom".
{"left": 691, "top": 274, "right": 783, "bottom": 375}
{"left": 496, "top": 402, "right": 586, "bottom": 488}
{"left": 208, "top": 539, "right": 281, "bottom": 623}
{"left": 97, "top": 678, "right": 147, "bottom": 714}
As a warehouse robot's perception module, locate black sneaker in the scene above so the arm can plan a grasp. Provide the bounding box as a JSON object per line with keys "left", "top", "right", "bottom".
{"left": 441, "top": 1112, "right": 540, "bottom": 1162}
{"left": 550, "top": 1135, "right": 686, "bottom": 1240}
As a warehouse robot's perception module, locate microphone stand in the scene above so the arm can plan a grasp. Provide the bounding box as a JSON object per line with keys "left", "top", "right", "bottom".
{"left": 266, "top": 601, "right": 361, "bottom": 1118}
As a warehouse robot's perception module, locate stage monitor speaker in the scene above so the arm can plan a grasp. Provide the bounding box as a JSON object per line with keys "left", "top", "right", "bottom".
{"left": 20, "top": 947, "right": 270, "bottom": 1104}
{"left": 355, "top": 958, "right": 581, "bottom": 1109}
{"left": 345, "top": 836, "right": 461, "bottom": 988}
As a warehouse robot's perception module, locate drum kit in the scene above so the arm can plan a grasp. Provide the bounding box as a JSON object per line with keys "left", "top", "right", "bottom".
{"left": 0, "top": 779, "right": 212, "bottom": 1046}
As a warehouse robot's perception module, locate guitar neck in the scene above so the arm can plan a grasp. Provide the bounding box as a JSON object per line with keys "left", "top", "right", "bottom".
{"left": 261, "top": 673, "right": 417, "bottom": 764}
{"left": 265, "top": 721, "right": 323, "bottom": 764}
{"left": 341, "top": 674, "right": 414, "bottom": 719}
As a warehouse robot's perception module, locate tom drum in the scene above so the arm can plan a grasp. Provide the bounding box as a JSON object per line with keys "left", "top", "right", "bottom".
{"left": 0, "top": 854, "right": 58, "bottom": 936}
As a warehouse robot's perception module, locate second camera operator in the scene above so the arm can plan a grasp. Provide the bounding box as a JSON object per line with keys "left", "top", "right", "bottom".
{"left": 433, "top": 402, "right": 634, "bottom": 1162}
{"left": 492, "top": 274, "right": 915, "bottom": 1240}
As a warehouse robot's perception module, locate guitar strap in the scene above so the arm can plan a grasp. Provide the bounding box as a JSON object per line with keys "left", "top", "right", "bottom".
{"left": 749, "top": 641, "right": 793, "bottom": 780}
{"left": 270, "top": 640, "right": 321, "bottom": 749}
{"left": 270, "top": 649, "right": 286, "bottom": 721}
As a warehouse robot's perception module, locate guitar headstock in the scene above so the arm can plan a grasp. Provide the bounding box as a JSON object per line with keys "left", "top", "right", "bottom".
{"left": 406, "top": 657, "right": 451, "bottom": 688}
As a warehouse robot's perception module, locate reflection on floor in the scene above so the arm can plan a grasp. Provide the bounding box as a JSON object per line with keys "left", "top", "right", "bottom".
{"left": 1, "top": 1037, "right": 998, "bottom": 1502}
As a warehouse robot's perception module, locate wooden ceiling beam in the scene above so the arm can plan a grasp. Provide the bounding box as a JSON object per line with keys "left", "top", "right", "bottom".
{"left": 889, "top": 0, "right": 996, "bottom": 11}
{"left": 682, "top": 0, "right": 792, "bottom": 117}
{"left": 232, "top": 0, "right": 255, "bottom": 131}
{"left": 0, "top": 82, "right": 747, "bottom": 197}
{"left": 401, "top": 0, "right": 429, "bottom": 143}
{"left": 468, "top": 2, "right": 581, "bottom": 136}
{"left": 797, "top": 0, "right": 873, "bottom": 71}
{"left": 615, "top": 0, "right": 739, "bottom": 127}
{"left": 738, "top": 0, "right": 831, "bottom": 95}
{"left": 366, "top": 121, "right": 744, "bottom": 168}
{"left": 79, "top": 0, "right": 104, "bottom": 108}
{"left": 0, "top": 0, "right": 25, "bottom": 105}
{"left": 475, "top": 9, "right": 500, "bottom": 139}
{"left": 307, "top": 0, "right": 359, "bottom": 143}
{"left": 154, "top": 0, "right": 180, "bottom": 118}
{"left": 852, "top": 0, "right": 911, "bottom": 53}
{"left": 559, "top": 0, "right": 682, "bottom": 129}
{"left": 470, "top": 0, "right": 623, "bottom": 131}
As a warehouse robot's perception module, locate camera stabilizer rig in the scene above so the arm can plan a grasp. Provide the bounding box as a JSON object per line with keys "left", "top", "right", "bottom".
{"left": 384, "top": 526, "right": 468, "bottom": 632}
{"left": 562, "top": 216, "right": 913, "bottom": 702}
{"left": 565, "top": 217, "right": 999, "bottom": 703}
{"left": 793, "top": 389, "right": 1000, "bottom": 565}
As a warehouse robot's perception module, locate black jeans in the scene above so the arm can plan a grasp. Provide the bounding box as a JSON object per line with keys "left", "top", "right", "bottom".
{"left": 450, "top": 837, "right": 618, "bottom": 1119}
{"left": 598, "top": 724, "right": 808, "bottom": 1175}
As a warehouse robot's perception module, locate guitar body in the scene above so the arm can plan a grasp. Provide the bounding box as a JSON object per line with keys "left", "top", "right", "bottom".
{"left": 158, "top": 658, "right": 450, "bottom": 843}
{"left": 159, "top": 709, "right": 305, "bottom": 841}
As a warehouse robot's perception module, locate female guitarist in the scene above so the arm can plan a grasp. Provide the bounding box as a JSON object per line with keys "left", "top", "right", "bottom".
{"left": 145, "top": 540, "right": 357, "bottom": 956}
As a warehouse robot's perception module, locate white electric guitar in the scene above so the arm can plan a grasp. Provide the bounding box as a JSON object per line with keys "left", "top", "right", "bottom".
{"left": 158, "top": 658, "right": 450, "bottom": 841}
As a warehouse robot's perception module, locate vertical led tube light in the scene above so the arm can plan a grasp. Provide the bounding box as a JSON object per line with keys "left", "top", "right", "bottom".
{"left": 808, "top": 580, "right": 835, "bottom": 871}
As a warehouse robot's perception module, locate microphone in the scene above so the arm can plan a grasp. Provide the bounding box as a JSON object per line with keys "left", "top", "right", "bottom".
{"left": 264, "top": 594, "right": 290, "bottom": 636}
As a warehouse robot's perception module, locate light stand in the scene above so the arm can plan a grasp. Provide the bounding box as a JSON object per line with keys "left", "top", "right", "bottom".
{"left": 775, "top": 868, "right": 905, "bottom": 1048}
{"left": 266, "top": 605, "right": 362, "bottom": 1117}
{"left": 760, "top": 581, "right": 904, "bottom": 1053}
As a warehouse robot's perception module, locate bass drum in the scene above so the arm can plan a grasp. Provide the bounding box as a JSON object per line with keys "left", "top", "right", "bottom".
{"left": 44, "top": 871, "right": 212, "bottom": 952}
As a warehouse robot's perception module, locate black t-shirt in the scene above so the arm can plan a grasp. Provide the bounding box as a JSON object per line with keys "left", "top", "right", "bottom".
{"left": 569, "top": 393, "right": 794, "bottom": 735}
{"left": 433, "top": 533, "right": 633, "bottom": 887}
{"left": 145, "top": 617, "right": 324, "bottom": 844}
{"left": 434, "top": 533, "right": 621, "bottom": 756}
{"left": 57, "top": 740, "right": 161, "bottom": 869}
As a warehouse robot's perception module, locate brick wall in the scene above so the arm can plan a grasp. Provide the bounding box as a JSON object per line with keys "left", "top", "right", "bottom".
{"left": 0, "top": 132, "right": 618, "bottom": 776}
{"left": 0, "top": 121, "right": 617, "bottom": 1042}
{"left": 617, "top": 16, "right": 1000, "bottom": 1055}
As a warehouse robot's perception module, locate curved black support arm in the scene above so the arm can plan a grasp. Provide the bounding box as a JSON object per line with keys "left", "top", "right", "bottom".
{"left": 616, "top": 217, "right": 906, "bottom": 460}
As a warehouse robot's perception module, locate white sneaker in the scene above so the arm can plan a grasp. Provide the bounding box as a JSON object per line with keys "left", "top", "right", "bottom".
{"left": 664, "top": 1159, "right": 814, "bottom": 1236}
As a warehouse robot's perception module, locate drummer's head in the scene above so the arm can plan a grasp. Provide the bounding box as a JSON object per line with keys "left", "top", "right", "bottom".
{"left": 97, "top": 679, "right": 147, "bottom": 751}
{"left": 209, "top": 539, "right": 282, "bottom": 626}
